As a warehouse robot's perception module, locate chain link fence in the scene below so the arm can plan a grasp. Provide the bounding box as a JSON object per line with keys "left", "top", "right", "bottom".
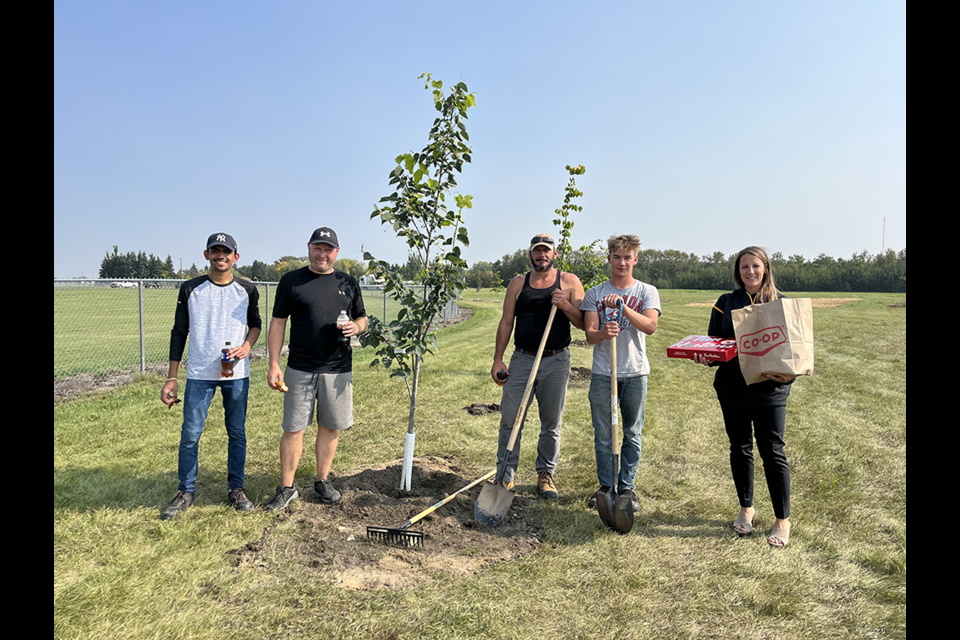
{"left": 54, "top": 279, "right": 458, "bottom": 384}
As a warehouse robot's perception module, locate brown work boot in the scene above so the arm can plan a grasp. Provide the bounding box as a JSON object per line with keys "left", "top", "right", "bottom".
{"left": 537, "top": 472, "right": 558, "bottom": 499}
{"left": 486, "top": 477, "right": 514, "bottom": 491}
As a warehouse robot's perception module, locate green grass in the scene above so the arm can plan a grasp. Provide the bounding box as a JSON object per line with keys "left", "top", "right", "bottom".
{"left": 54, "top": 290, "right": 906, "bottom": 639}
{"left": 53, "top": 285, "right": 407, "bottom": 378}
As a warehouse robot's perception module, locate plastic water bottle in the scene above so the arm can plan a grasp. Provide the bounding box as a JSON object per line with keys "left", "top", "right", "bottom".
{"left": 336, "top": 310, "right": 350, "bottom": 345}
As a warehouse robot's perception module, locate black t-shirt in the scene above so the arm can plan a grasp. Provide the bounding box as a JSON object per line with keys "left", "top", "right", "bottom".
{"left": 514, "top": 270, "right": 571, "bottom": 351}
{"left": 272, "top": 267, "right": 366, "bottom": 373}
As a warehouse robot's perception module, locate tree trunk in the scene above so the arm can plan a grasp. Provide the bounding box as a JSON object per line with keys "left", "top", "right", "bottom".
{"left": 399, "top": 355, "right": 421, "bottom": 491}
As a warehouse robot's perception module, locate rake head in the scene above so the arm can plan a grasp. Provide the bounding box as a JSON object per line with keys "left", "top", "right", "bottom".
{"left": 366, "top": 526, "right": 425, "bottom": 548}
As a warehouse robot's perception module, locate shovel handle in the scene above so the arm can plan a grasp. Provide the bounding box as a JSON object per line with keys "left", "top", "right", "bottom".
{"left": 505, "top": 304, "right": 559, "bottom": 453}
{"left": 610, "top": 315, "right": 619, "bottom": 490}
{"left": 403, "top": 469, "right": 497, "bottom": 528}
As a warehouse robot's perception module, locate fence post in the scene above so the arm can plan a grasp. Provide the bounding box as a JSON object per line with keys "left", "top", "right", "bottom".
{"left": 138, "top": 280, "right": 146, "bottom": 372}
{"left": 264, "top": 283, "right": 270, "bottom": 347}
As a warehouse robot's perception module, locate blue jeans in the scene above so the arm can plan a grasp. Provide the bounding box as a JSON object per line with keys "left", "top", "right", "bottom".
{"left": 178, "top": 377, "right": 249, "bottom": 494}
{"left": 496, "top": 349, "right": 571, "bottom": 484}
{"left": 588, "top": 374, "right": 648, "bottom": 492}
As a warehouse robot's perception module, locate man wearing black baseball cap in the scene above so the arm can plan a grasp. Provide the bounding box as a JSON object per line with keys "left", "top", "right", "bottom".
{"left": 265, "top": 227, "right": 367, "bottom": 510}
{"left": 160, "top": 233, "right": 262, "bottom": 519}
{"left": 488, "top": 232, "right": 586, "bottom": 499}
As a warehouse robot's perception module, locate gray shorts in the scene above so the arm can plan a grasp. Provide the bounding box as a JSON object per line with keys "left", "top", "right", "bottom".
{"left": 281, "top": 368, "right": 354, "bottom": 432}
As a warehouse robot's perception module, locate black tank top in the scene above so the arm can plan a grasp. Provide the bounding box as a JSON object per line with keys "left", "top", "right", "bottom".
{"left": 514, "top": 270, "right": 571, "bottom": 351}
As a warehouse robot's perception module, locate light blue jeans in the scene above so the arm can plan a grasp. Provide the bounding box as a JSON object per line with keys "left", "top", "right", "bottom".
{"left": 496, "top": 349, "right": 571, "bottom": 484}
{"left": 588, "top": 373, "right": 648, "bottom": 492}
{"left": 177, "top": 377, "right": 249, "bottom": 494}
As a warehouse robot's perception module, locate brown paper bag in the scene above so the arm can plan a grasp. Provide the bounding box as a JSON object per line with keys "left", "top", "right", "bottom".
{"left": 732, "top": 298, "right": 814, "bottom": 385}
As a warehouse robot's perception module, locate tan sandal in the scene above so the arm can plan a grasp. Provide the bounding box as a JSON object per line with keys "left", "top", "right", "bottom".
{"left": 733, "top": 513, "right": 756, "bottom": 537}
{"left": 767, "top": 524, "right": 791, "bottom": 548}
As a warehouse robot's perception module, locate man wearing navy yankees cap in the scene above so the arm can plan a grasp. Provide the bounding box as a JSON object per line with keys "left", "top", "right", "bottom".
{"left": 265, "top": 227, "right": 367, "bottom": 510}
{"left": 160, "top": 233, "right": 262, "bottom": 520}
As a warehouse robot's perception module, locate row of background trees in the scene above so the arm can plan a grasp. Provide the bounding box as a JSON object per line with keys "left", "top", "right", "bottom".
{"left": 98, "top": 244, "right": 907, "bottom": 293}
{"left": 489, "top": 247, "right": 906, "bottom": 293}
{"left": 98, "top": 246, "right": 369, "bottom": 282}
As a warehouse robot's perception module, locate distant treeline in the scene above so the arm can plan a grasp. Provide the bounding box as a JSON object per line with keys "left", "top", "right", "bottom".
{"left": 482, "top": 248, "right": 906, "bottom": 293}
{"left": 98, "top": 244, "right": 906, "bottom": 293}
{"left": 97, "top": 246, "right": 369, "bottom": 282}
{"left": 98, "top": 246, "right": 177, "bottom": 279}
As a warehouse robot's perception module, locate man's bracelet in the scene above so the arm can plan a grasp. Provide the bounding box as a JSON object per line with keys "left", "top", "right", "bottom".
{"left": 167, "top": 377, "right": 177, "bottom": 381}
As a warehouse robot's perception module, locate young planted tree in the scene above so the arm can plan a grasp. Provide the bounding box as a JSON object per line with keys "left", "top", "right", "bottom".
{"left": 361, "top": 74, "right": 476, "bottom": 491}
{"left": 552, "top": 165, "right": 608, "bottom": 289}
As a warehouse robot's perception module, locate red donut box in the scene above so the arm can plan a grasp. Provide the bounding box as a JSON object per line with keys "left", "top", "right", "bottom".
{"left": 667, "top": 335, "right": 738, "bottom": 362}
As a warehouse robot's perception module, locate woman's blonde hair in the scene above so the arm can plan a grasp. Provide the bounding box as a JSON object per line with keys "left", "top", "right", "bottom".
{"left": 733, "top": 246, "right": 779, "bottom": 303}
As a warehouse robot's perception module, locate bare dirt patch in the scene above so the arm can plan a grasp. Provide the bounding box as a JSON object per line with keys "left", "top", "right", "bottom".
{"left": 687, "top": 297, "right": 860, "bottom": 308}
{"left": 809, "top": 298, "right": 860, "bottom": 308}
{"left": 887, "top": 301, "right": 906, "bottom": 308}
{"left": 437, "top": 306, "right": 474, "bottom": 328}
{"left": 464, "top": 403, "right": 500, "bottom": 415}
{"left": 54, "top": 364, "right": 168, "bottom": 399}
{"left": 230, "top": 456, "right": 541, "bottom": 590}
{"left": 570, "top": 339, "right": 590, "bottom": 347}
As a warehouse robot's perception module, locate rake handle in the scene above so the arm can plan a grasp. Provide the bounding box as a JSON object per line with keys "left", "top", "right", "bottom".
{"left": 401, "top": 469, "right": 497, "bottom": 528}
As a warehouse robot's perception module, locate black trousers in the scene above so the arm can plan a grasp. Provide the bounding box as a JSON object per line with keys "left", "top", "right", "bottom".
{"left": 719, "top": 402, "right": 790, "bottom": 519}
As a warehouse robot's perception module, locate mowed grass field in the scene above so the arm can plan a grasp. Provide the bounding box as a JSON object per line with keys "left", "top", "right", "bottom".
{"left": 54, "top": 289, "right": 906, "bottom": 639}
{"left": 53, "top": 285, "right": 406, "bottom": 378}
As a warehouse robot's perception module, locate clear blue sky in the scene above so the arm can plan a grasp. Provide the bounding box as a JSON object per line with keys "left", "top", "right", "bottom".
{"left": 54, "top": 1, "right": 906, "bottom": 278}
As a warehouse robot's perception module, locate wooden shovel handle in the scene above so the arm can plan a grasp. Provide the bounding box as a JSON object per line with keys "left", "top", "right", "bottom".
{"left": 506, "top": 304, "right": 559, "bottom": 453}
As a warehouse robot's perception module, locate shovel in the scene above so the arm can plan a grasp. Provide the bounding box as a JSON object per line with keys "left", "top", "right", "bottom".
{"left": 593, "top": 300, "right": 635, "bottom": 534}
{"left": 367, "top": 469, "right": 496, "bottom": 547}
{"left": 475, "top": 304, "right": 558, "bottom": 527}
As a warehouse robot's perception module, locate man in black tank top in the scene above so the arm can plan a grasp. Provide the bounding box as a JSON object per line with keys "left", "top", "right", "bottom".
{"left": 489, "top": 233, "right": 586, "bottom": 499}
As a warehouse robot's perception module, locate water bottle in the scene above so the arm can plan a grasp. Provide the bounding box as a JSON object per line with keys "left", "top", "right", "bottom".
{"left": 336, "top": 310, "right": 350, "bottom": 345}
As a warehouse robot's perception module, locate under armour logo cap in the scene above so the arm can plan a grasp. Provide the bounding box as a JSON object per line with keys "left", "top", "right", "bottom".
{"left": 308, "top": 227, "right": 340, "bottom": 248}
{"left": 206, "top": 233, "right": 238, "bottom": 252}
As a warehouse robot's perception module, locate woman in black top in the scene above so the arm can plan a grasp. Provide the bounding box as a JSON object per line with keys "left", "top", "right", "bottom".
{"left": 694, "top": 246, "right": 796, "bottom": 548}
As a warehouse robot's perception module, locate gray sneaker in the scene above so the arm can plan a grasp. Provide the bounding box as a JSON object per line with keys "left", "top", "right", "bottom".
{"left": 587, "top": 487, "right": 611, "bottom": 510}
{"left": 228, "top": 487, "right": 253, "bottom": 512}
{"left": 161, "top": 491, "right": 194, "bottom": 520}
{"left": 265, "top": 485, "right": 299, "bottom": 511}
{"left": 618, "top": 489, "right": 641, "bottom": 513}
{"left": 313, "top": 478, "right": 341, "bottom": 505}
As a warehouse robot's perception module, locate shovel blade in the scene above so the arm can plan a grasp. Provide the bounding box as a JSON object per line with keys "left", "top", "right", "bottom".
{"left": 611, "top": 496, "right": 635, "bottom": 534}
{"left": 595, "top": 488, "right": 617, "bottom": 529}
{"left": 474, "top": 480, "right": 516, "bottom": 527}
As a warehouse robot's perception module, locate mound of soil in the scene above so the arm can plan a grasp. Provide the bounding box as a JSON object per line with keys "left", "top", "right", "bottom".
{"left": 464, "top": 403, "right": 500, "bottom": 415}
{"left": 229, "top": 456, "right": 542, "bottom": 590}
{"left": 569, "top": 366, "right": 592, "bottom": 381}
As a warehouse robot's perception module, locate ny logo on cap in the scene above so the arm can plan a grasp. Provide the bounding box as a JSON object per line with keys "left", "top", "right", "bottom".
{"left": 216, "top": 234, "right": 226, "bottom": 242}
